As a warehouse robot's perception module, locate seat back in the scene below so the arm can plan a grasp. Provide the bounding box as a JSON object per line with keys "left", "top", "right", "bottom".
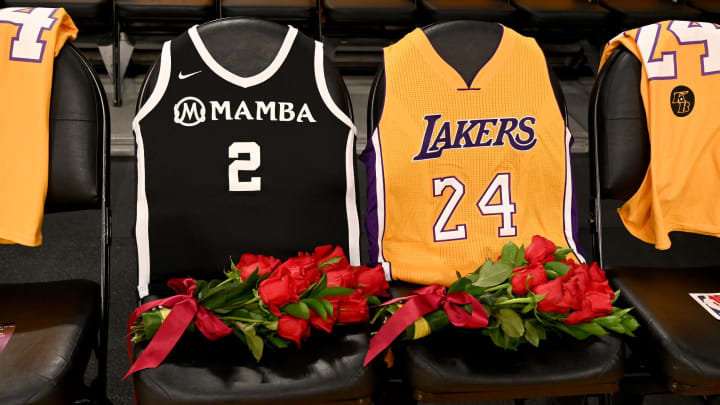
{"left": 136, "top": 18, "right": 355, "bottom": 295}
{"left": 589, "top": 47, "right": 720, "bottom": 268}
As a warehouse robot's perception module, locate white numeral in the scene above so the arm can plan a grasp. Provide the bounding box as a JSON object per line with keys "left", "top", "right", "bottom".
{"left": 228, "top": 142, "right": 260, "bottom": 191}
{"left": 433, "top": 177, "right": 467, "bottom": 242}
{"left": 636, "top": 23, "right": 677, "bottom": 80}
{"left": 0, "top": 8, "right": 58, "bottom": 62}
{"left": 668, "top": 21, "right": 720, "bottom": 76}
{"left": 477, "top": 173, "right": 517, "bottom": 237}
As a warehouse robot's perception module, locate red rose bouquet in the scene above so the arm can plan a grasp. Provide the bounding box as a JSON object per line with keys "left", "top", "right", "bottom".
{"left": 364, "top": 236, "right": 639, "bottom": 365}
{"left": 125, "top": 245, "right": 388, "bottom": 377}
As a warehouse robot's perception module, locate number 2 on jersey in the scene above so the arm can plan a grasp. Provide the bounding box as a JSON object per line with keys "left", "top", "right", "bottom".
{"left": 228, "top": 142, "right": 260, "bottom": 191}
{"left": 433, "top": 173, "right": 517, "bottom": 242}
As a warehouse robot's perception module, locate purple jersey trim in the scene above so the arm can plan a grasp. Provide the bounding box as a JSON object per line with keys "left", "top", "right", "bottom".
{"left": 359, "top": 137, "right": 380, "bottom": 265}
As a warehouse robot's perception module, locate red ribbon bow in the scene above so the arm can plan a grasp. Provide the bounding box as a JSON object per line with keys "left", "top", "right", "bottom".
{"left": 124, "top": 278, "right": 232, "bottom": 379}
{"left": 364, "top": 284, "right": 489, "bottom": 366}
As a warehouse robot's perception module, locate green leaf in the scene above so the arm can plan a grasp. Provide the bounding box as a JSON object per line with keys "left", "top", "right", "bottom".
{"left": 500, "top": 242, "right": 520, "bottom": 265}
{"left": 543, "top": 261, "right": 571, "bottom": 277}
{"left": 514, "top": 245, "right": 526, "bottom": 268}
{"left": 267, "top": 333, "right": 290, "bottom": 348}
{"left": 448, "top": 277, "right": 471, "bottom": 293}
{"left": 487, "top": 327, "right": 505, "bottom": 348}
{"left": 196, "top": 280, "right": 209, "bottom": 300}
{"left": 545, "top": 269, "right": 560, "bottom": 279}
{"left": 366, "top": 295, "right": 382, "bottom": 306}
{"left": 235, "top": 322, "right": 264, "bottom": 361}
{"left": 474, "top": 261, "right": 514, "bottom": 287}
{"left": 282, "top": 302, "right": 310, "bottom": 319}
{"left": 466, "top": 286, "right": 485, "bottom": 297}
{"left": 303, "top": 298, "right": 327, "bottom": 321}
{"left": 141, "top": 308, "right": 169, "bottom": 340}
{"left": 318, "top": 256, "right": 342, "bottom": 270}
{"left": 576, "top": 322, "right": 608, "bottom": 336}
{"left": 320, "top": 299, "right": 334, "bottom": 317}
{"left": 593, "top": 315, "right": 621, "bottom": 328}
{"left": 556, "top": 323, "right": 592, "bottom": 340}
{"left": 456, "top": 271, "right": 463, "bottom": 280}
{"left": 553, "top": 248, "right": 573, "bottom": 261}
{"left": 622, "top": 316, "right": 640, "bottom": 332}
{"left": 496, "top": 308, "right": 525, "bottom": 338}
{"left": 524, "top": 320, "right": 540, "bottom": 347}
{"left": 612, "top": 289, "right": 621, "bottom": 304}
{"left": 316, "top": 286, "right": 355, "bottom": 298}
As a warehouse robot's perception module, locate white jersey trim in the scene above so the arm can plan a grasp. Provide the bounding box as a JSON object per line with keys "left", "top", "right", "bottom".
{"left": 313, "top": 41, "right": 360, "bottom": 265}
{"left": 563, "top": 127, "right": 585, "bottom": 263}
{"left": 132, "top": 40, "right": 172, "bottom": 298}
{"left": 370, "top": 128, "right": 391, "bottom": 280}
{"left": 189, "top": 25, "right": 297, "bottom": 88}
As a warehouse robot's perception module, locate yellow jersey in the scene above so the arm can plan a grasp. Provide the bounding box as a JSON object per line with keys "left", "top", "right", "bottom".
{"left": 0, "top": 7, "right": 77, "bottom": 246}
{"left": 361, "top": 26, "right": 583, "bottom": 286}
{"left": 600, "top": 21, "right": 720, "bottom": 250}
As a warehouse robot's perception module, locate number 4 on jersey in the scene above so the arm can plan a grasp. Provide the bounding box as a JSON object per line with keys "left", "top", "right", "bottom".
{"left": 433, "top": 173, "right": 517, "bottom": 242}
{"left": 0, "top": 8, "right": 58, "bottom": 62}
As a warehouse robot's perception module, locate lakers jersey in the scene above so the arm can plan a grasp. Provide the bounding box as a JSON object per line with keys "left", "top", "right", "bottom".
{"left": 0, "top": 8, "right": 77, "bottom": 246}
{"left": 361, "top": 26, "right": 583, "bottom": 286}
{"left": 601, "top": 21, "right": 720, "bottom": 250}
{"left": 134, "top": 25, "right": 360, "bottom": 298}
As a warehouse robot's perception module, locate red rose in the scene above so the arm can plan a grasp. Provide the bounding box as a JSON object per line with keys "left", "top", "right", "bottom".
{"left": 511, "top": 263, "right": 548, "bottom": 295}
{"left": 236, "top": 253, "right": 281, "bottom": 281}
{"left": 337, "top": 295, "right": 369, "bottom": 323}
{"left": 533, "top": 278, "right": 571, "bottom": 314}
{"left": 314, "top": 245, "right": 350, "bottom": 273}
{"left": 278, "top": 316, "right": 311, "bottom": 347}
{"left": 326, "top": 267, "right": 358, "bottom": 289}
{"left": 275, "top": 254, "right": 320, "bottom": 294}
{"left": 354, "top": 264, "right": 389, "bottom": 297}
{"left": 309, "top": 301, "right": 338, "bottom": 333}
{"left": 525, "top": 235, "right": 557, "bottom": 265}
{"left": 564, "top": 291, "right": 613, "bottom": 325}
{"left": 587, "top": 262, "right": 607, "bottom": 283}
{"left": 258, "top": 270, "right": 299, "bottom": 315}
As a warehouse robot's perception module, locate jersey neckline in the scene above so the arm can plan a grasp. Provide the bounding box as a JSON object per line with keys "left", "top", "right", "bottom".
{"left": 408, "top": 25, "right": 516, "bottom": 91}
{"left": 188, "top": 25, "right": 298, "bottom": 88}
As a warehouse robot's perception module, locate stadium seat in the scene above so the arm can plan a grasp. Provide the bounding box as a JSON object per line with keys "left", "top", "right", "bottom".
{"left": 419, "top": 0, "right": 516, "bottom": 23}
{"left": 599, "top": 0, "right": 702, "bottom": 28}
{"left": 221, "top": 0, "right": 316, "bottom": 25}
{"left": 322, "top": 0, "right": 416, "bottom": 26}
{"left": 0, "top": 44, "right": 110, "bottom": 404}
{"left": 129, "top": 18, "right": 375, "bottom": 405}
{"left": 589, "top": 47, "right": 720, "bottom": 395}
{"left": 366, "top": 20, "right": 624, "bottom": 402}
{"left": 511, "top": 0, "right": 610, "bottom": 26}
{"left": 0, "top": 0, "right": 111, "bottom": 32}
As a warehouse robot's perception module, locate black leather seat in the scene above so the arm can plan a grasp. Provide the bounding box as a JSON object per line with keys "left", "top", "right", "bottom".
{"left": 688, "top": 0, "right": 720, "bottom": 16}
{"left": 420, "top": 0, "right": 516, "bottom": 23}
{"left": 367, "top": 21, "right": 624, "bottom": 402}
{"left": 322, "top": 0, "right": 417, "bottom": 25}
{"left": 599, "top": 0, "right": 702, "bottom": 27}
{"left": 0, "top": 44, "right": 110, "bottom": 405}
{"left": 589, "top": 48, "right": 720, "bottom": 395}
{"left": 130, "top": 18, "right": 374, "bottom": 405}
{"left": 222, "top": 0, "right": 316, "bottom": 21}
{"left": 511, "top": 0, "right": 610, "bottom": 26}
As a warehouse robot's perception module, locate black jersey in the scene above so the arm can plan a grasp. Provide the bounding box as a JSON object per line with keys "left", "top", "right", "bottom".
{"left": 133, "top": 25, "right": 360, "bottom": 298}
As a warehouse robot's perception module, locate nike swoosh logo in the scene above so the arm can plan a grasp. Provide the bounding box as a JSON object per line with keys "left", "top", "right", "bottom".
{"left": 178, "top": 70, "right": 201, "bottom": 80}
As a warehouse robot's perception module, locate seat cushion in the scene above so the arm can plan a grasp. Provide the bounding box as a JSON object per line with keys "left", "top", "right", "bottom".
{"left": 511, "top": 0, "right": 610, "bottom": 25}
{"left": 0, "top": 280, "right": 100, "bottom": 405}
{"left": 689, "top": 0, "right": 720, "bottom": 14}
{"left": 403, "top": 328, "right": 623, "bottom": 401}
{"left": 116, "top": 0, "right": 214, "bottom": 21}
{"left": 222, "top": 0, "right": 315, "bottom": 19}
{"left": 610, "top": 266, "right": 720, "bottom": 394}
{"left": 322, "top": 0, "right": 416, "bottom": 24}
{"left": 420, "top": 0, "right": 516, "bottom": 22}
{"left": 599, "top": 0, "right": 701, "bottom": 26}
{"left": 133, "top": 325, "right": 375, "bottom": 405}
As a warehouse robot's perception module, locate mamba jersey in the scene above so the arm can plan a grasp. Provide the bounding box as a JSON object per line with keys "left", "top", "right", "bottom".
{"left": 134, "top": 25, "right": 360, "bottom": 297}
{"left": 601, "top": 21, "right": 720, "bottom": 250}
{"left": 362, "top": 26, "right": 583, "bottom": 286}
{"left": 0, "top": 7, "right": 77, "bottom": 246}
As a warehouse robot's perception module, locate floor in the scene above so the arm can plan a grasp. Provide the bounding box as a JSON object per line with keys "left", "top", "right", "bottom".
{"left": 2, "top": 66, "right": 719, "bottom": 404}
